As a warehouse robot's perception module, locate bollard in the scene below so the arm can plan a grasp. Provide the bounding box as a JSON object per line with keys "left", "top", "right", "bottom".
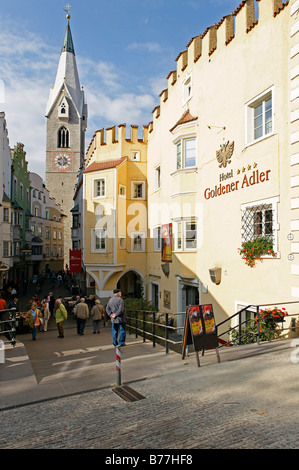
{"left": 116, "top": 346, "right": 121, "bottom": 386}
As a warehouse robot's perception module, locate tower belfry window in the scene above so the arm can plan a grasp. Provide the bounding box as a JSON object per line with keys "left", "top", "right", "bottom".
{"left": 57, "top": 126, "right": 70, "bottom": 148}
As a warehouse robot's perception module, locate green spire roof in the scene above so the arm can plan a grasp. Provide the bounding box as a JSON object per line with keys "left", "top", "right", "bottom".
{"left": 61, "top": 21, "right": 75, "bottom": 54}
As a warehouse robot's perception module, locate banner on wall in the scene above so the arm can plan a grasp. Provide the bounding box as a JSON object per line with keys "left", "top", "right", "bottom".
{"left": 161, "top": 223, "right": 172, "bottom": 262}
{"left": 69, "top": 249, "right": 81, "bottom": 274}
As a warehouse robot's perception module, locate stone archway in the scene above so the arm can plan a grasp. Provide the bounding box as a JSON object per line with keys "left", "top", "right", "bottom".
{"left": 116, "top": 269, "right": 145, "bottom": 299}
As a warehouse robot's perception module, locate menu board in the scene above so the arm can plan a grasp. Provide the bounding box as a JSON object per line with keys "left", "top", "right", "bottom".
{"left": 187, "top": 304, "right": 218, "bottom": 351}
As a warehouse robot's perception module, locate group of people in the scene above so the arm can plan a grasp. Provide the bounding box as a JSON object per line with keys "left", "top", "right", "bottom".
{"left": 1, "top": 286, "right": 127, "bottom": 349}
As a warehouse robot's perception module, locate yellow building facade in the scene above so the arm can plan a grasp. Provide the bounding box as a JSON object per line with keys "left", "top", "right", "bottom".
{"left": 146, "top": 0, "right": 298, "bottom": 331}
{"left": 83, "top": 125, "right": 148, "bottom": 300}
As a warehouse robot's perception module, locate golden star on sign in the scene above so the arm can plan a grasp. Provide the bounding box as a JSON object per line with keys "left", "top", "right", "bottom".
{"left": 253, "top": 162, "right": 257, "bottom": 168}
{"left": 237, "top": 169, "right": 240, "bottom": 174}
{"left": 247, "top": 165, "right": 251, "bottom": 170}
{"left": 242, "top": 167, "right": 246, "bottom": 172}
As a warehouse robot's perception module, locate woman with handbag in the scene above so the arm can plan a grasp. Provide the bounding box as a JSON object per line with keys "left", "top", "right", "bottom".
{"left": 25, "top": 301, "right": 43, "bottom": 341}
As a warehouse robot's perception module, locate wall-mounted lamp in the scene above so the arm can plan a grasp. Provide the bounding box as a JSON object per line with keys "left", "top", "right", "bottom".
{"left": 161, "top": 263, "right": 170, "bottom": 278}
{"left": 209, "top": 267, "right": 221, "bottom": 285}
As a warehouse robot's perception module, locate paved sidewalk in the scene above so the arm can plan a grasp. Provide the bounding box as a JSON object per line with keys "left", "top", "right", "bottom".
{"left": 0, "top": 335, "right": 298, "bottom": 449}
{"left": 0, "top": 314, "right": 295, "bottom": 410}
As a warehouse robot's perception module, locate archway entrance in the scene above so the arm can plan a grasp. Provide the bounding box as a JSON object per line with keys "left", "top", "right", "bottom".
{"left": 116, "top": 270, "right": 145, "bottom": 298}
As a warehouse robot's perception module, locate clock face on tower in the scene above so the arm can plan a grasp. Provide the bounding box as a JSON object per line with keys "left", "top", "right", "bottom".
{"left": 52, "top": 152, "right": 73, "bottom": 171}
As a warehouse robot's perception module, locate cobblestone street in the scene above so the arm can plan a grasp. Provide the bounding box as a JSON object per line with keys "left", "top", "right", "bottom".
{"left": 1, "top": 345, "right": 298, "bottom": 451}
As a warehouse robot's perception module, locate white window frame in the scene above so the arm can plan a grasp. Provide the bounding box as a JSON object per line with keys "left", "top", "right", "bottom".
{"left": 245, "top": 86, "right": 274, "bottom": 147}
{"left": 174, "top": 135, "right": 197, "bottom": 171}
{"left": 91, "top": 227, "right": 107, "bottom": 253}
{"left": 93, "top": 177, "right": 106, "bottom": 199}
{"left": 119, "top": 237, "right": 126, "bottom": 249}
{"left": 131, "top": 181, "right": 146, "bottom": 200}
{"left": 182, "top": 73, "right": 192, "bottom": 105}
{"left": 131, "top": 232, "right": 145, "bottom": 252}
{"left": 173, "top": 218, "right": 198, "bottom": 252}
{"left": 130, "top": 150, "right": 141, "bottom": 161}
{"left": 240, "top": 196, "right": 280, "bottom": 257}
{"left": 154, "top": 165, "right": 161, "bottom": 191}
{"left": 153, "top": 226, "right": 162, "bottom": 252}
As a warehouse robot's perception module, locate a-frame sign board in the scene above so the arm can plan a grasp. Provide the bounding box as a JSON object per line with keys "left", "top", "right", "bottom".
{"left": 182, "top": 304, "right": 221, "bottom": 367}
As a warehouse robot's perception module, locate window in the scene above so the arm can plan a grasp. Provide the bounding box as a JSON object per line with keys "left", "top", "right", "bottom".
{"left": 59, "top": 231, "right": 62, "bottom": 240}
{"left": 31, "top": 225, "right": 35, "bottom": 235}
{"left": 3, "top": 208, "right": 9, "bottom": 222}
{"left": 246, "top": 88, "right": 274, "bottom": 145}
{"left": 241, "top": 197, "right": 279, "bottom": 254}
{"left": 53, "top": 231, "right": 57, "bottom": 240}
{"left": 34, "top": 206, "right": 40, "bottom": 217}
{"left": 130, "top": 150, "right": 140, "bottom": 161}
{"left": 20, "top": 184, "right": 23, "bottom": 200}
{"left": 182, "top": 74, "right": 192, "bottom": 104}
{"left": 131, "top": 181, "right": 146, "bottom": 200}
{"left": 93, "top": 178, "right": 106, "bottom": 198}
{"left": 175, "top": 137, "right": 196, "bottom": 170}
{"left": 73, "top": 214, "right": 79, "bottom": 228}
{"left": 53, "top": 247, "right": 57, "bottom": 257}
{"left": 57, "top": 126, "right": 70, "bottom": 148}
{"left": 132, "top": 232, "right": 145, "bottom": 252}
{"left": 91, "top": 227, "right": 107, "bottom": 253}
{"left": 3, "top": 241, "right": 9, "bottom": 257}
{"left": 174, "top": 219, "right": 197, "bottom": 251}
{"left": 46, "top": 229, "right": 50, "bottom": 240}
{"left": 37, "top": 227, "right": 42, "bottom": 236}
{"left": 119, "top": 185, "right": 126, "bottom": 197}
{"left": 153, "top": 226, "right": 161, "bottom": 252}
{"left": 119, "top": 237, "right": 126, "bottom": 249}
{"left": 46, "top": 210, "right": 50, "bottom": 220}
{"left": 155, "top": 166, "right": 161, "bottom": 190}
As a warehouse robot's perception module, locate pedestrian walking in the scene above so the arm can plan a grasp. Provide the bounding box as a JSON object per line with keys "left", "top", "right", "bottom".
{"left": 106, "top": 289, "right": 126, "bottom": 347}
{"left": 74, "top": 298, "right": 89, "bottom": 335}
{"left": 41, "top": 301, "right": 50, "bottom": 332}
{"left": 48, "top": 292, "right": 55, "bottom": 317}
{"left": 25, "top": 301, "right": 42, "bottom": 341}
{"left": 55, "top": 299, "right": 67, "bottom": 338}
{"left": 91, "top": 299, "right": 105, "bottom": 334}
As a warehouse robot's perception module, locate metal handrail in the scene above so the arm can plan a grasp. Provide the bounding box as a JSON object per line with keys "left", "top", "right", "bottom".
{"left": 126, "top": 301, "right": 299, "bottom": 354}
{"left": 126, "top": 310, "right": 184, "bottom": 354}
{"left": 0, "top": 308, "right": 17, "bottom": 347}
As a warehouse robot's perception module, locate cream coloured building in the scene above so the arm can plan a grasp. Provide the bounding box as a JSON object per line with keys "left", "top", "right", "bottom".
{"left": 83, "top": 125, "right": 148, "bottom": 301}
{"left": 146, "top": 0, "right": 298, "bottom": 331}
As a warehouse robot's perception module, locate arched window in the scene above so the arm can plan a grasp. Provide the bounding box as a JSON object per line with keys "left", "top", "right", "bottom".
{"left": 57, "top": 126, "right": 70, "bottom": 148}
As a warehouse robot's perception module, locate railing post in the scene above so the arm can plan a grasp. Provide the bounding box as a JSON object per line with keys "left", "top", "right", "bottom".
{"left": 135, "top": 311, "right": 138, "bottom": 339}
{"left": 116, "top": 346, "right": 121, "bottom": 386}
{"left": 153, "top": 312, "right": 156, "bottom": 348}
{"left": 165, "top": 313, "right": 169, "bottom": 354}
{"left": 143, "top": 311, "right": 146, "bottom": 343}
{"left": 238, "top": 310, "right": 242, "bottom": 345}
{"left": 256, "top": 306, "right": 260, "bottom": 345}
{"left": 11, "top": 308, "right": 16, "bottom": 347}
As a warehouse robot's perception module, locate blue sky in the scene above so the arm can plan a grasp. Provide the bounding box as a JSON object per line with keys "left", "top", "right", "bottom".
{"left": 0, "top": 0, "right": 240, "bottom": 178}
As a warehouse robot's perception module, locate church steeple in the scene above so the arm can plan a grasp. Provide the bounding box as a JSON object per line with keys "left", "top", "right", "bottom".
{"left": 45, "top": 14, "right": 86, "bottom": 119}
{"left": 45, "top": 6, "right": 87, "bottom": 267}
{"left": 62, "top": 21, "right": 75, "bottom": 54}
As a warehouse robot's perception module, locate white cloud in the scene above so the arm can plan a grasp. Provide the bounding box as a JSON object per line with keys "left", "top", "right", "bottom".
{"left": 0, "top": 18, "right": 158, "bottom": 180}
{"left": 127, "top": 42, "right": 162, "bottom": 53}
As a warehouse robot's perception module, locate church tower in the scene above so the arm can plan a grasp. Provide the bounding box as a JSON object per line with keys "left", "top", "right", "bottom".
{"left": 45, "top": 10, "right": 87, "bottom": 266}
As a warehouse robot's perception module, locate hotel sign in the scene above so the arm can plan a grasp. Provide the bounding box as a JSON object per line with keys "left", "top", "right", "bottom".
{"left": 204, "top": 165, "right": 271, "bottom": 200}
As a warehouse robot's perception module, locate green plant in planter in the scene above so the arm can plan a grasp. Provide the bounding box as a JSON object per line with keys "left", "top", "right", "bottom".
{"left": 238, "top": 236, "right": 276, "bottom": 267}
{"left": 231, "top": 307, "right": 288, "bottom": 345}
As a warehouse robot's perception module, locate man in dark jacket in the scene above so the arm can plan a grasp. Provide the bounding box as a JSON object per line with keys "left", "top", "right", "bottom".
{"left": 106, "top": 289, "right": 126, "bottom": 347}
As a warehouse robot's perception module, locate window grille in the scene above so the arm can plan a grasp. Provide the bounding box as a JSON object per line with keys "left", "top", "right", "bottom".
{"left": 241, "top": 203, "right": 273, "bottom": 242}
